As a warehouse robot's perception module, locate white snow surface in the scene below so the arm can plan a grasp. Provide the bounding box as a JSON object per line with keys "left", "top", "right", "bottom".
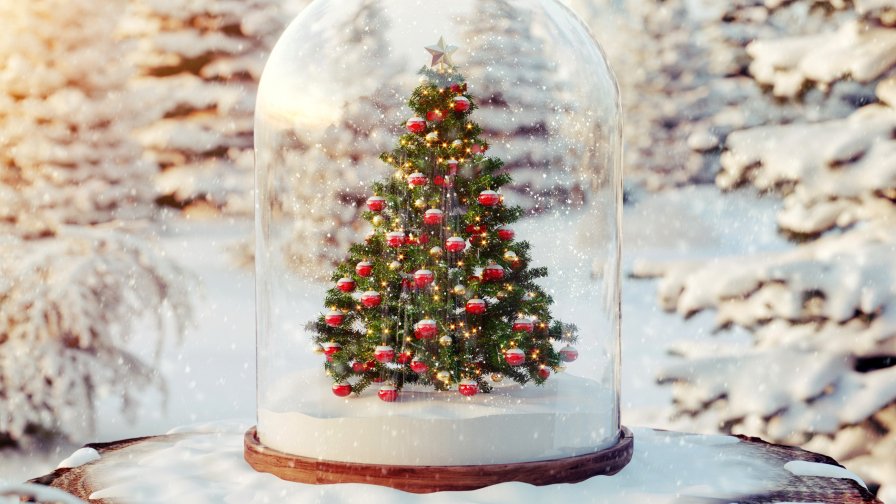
{"left": 86, "top": 424, "right": 773, "bottom": 504}
{"left": 56, "top": 448, "right": 100, "bottom": 470}
{"left": 783, "top": 460, "right": 867, "bottom": 490}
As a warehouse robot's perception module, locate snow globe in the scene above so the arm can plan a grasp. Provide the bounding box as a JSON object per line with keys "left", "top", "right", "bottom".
{"left": 246, "top": 0, "right": 630, "bottom": 492}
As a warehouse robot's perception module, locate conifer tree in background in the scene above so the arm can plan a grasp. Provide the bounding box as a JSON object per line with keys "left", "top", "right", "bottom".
{"left": 285, "top": 0, "right": 405, "bottom": 273}
{"left": 0, "top": 0, "right": 192, "bottom": 444}
{"left": 127, "top": 0, "right": 290, "bottom": 214}
{"left": 310, "top": 42, "right": 578, "bottom": 401}
{"left": 463, "top": 0, "right": 577, "bottom": 212}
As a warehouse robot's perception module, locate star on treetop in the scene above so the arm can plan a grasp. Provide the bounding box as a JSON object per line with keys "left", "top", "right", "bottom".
{"left": 425, "top": 36, "right": 458, "bottom": 68}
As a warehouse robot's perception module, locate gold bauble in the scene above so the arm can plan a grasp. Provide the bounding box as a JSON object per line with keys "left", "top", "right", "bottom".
{"left": 429, "top": 246, "right": 443, "bottom": 258}
{"left": 490, "top": 373, "right": 504, "bottom": 383}
{"left": 436, "top": 370, "right": 451, "bottom": 382}
{"left": 503, "top": 250, "right": 518, "bottom": 261}
{"left": 372, "top": 215, "right": 384, "bottom": 226}
{"left": 389, "top": 260, "right": 401, "bottom": 270}
{"left": 555, "top": 364, "right": 567, "bottom": 373}
{"left": 453, "top": 284, "right": 466, "bottom": 295}
{"left": 414, "top": 198, "right": 426, "bottom": 209}
{"left": 439, "top": 335, "right": 453, "bottom": 346}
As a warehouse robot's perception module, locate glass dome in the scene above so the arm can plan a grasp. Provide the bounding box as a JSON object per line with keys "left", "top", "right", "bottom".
{"left": 249, "top": 0, "right": 625, "bottom": 487}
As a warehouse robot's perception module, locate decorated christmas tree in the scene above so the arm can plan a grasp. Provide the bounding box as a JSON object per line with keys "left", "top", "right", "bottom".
{"left": 310, "top": 39, "right": 578, "bottom": 402}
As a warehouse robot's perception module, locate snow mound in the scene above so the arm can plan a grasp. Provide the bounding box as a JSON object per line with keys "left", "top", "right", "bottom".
{"left": 57, "top": 448, "right": 100, "bottom": 469}
{"left": 783, "top": 460, "right": 867, "bottom": 489}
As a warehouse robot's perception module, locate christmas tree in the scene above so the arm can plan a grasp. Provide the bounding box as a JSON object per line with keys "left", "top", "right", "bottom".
{"left": 310, "top": 38, "right": 578, "bottom": 402}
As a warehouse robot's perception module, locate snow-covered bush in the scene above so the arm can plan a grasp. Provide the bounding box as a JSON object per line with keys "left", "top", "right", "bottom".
{"left": 0, "top": 0, "right": 193, "bottom": 444}
{"left": 628, "top": 1, "right": 896, "bottom": 499}
{"left": 126, "top": 0, "right": 294, "bottom": 214}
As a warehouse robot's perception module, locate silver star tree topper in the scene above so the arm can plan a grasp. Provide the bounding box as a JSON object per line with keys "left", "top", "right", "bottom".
{"left": 425, "top": 36, "right": 458, "bottom": 69}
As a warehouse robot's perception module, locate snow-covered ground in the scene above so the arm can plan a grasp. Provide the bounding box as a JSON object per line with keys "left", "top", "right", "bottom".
{"left": 0, "top": 185, "right": 786, "bottom": 485}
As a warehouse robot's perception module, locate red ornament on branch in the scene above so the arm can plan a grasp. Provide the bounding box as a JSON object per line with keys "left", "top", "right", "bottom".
{"left": 378, "top": 385, "right": 399, "bottom": 402}
{"left": 538, "top": 367, "right": 551, "bottom": 380}
{"left": 465, "top": 298, "right": 486, "bottom": 315}
{"left": 559, "top": 345, "right": 579, "bottom": 363}
{"left": 426, "top": 109, "right": 444, "bottom": 122}
{"left": 446, "top": 159, "right": 459, "bottom": 173}
{"left": 324, "top": 311, "right": 344, "bottom": 327}
{"left": 414, "top": 269, "right": 434, "bottom": 288}
{"left": 397, "top": 351, "right": 413, "bottom": 365}
{"left": 410, "top": 358, "right": 428, "bottom": 374}
{"left": 512, "top": 318, "right": 534, "bottom": 333}
{"left": 497, "top": 226, "right": 515, "bottom": 241}
{"left": 458, "top": 379, "right": 479, "bottom": 397}
{"left": 386, "top": 231, "right": 405, "bottom": 248}
{"left": 366, "top": 196, "right": 386, "bottom": 212}
{"left": 478, "top": 190, "right": 500, "bottom": 207}
{"left": 446, "top": 236, "right": 466, "bottom": 252}
{"left": 374, "top": 345, "right": 395, "bottom": 363}
{"left": 408, "top": 172, "right": 427, "bottom": 187}
{"left": 504, "top": 348, "right": 525, "bottom": 366}
{"left": 424, "top": 209, "right": 443, "bottom": 225}
{"left": 332, "top": 382, "right": 352, "bottom": 397}
{"left": 406, "top": 117, "right": 426, "bottom": 133}
{"left": 355, "top": 261, "right": 373, "bottom": 277}
{"left": 453, "top": 96, "right": 471, "bottom": 112}
{"left": 414, "top": 319, "right": 438, "bottom": 339}
{"left": 471, "top": 144, "right": 487, "bottom": 154}
{"left": 483, "top": 264, "right": 505, "bottom": 282}
{"left": 351, "top": 361, "right": 365, "bottom": 373}
{"left": 322, "top": 341, "right": 342, "bottom": 358}
{"left": 336, "top": 277, "right": 356, "bottom": 293}
{"left": 465, "top": 223, "right": 486, "bottom": 235}
{"left": 360, "top": 291, "right": 382, "bottom": 308}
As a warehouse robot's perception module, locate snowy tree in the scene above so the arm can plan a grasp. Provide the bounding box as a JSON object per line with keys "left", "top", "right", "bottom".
{"left": 631, "top": 2, "right": 896, "bottom": 500}
{"left": 126, "top": 0, "right": 293, "bottom": 215}
{"left": 282, "top": 0, "right": 405, "bottom": 276}
{"left": 462, "top": 0, "right": 578, "bottom": 211}
{"left": 0, "top": 0, "right": 193, "bottom": 444}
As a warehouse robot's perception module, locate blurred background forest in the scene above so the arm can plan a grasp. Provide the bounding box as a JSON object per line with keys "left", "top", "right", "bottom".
{"left": 0, "top": 0, "right": 894, "bottom": 501}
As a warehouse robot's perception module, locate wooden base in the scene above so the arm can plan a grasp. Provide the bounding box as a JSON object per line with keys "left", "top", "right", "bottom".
{"left": 243, "top": 425, "right": 634, "bottom": 493}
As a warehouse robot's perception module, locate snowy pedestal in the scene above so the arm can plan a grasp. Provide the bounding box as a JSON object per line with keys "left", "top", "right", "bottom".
{"left": 258, "top": 370, "right": 616, "bottom": 465}
{"left": 32, "top": 423, "right": 881, "bottom": 504}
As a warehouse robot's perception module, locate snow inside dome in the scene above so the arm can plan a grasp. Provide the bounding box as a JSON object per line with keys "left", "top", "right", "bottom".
{"left": 250, "top": 0, "right": 624, "bottom": 482}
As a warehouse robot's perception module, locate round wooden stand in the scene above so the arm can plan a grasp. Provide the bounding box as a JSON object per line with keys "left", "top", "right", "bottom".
{"left": 243, "top": 425, "right": 634, "bottom": 493}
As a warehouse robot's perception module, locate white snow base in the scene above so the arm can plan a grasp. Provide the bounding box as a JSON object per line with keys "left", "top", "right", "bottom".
{"left": 258, "top": 370, "right": 615, "bottom": 465}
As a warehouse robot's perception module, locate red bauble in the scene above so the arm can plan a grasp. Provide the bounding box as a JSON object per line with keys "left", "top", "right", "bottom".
{"left": 324, "top": 311, "right": 344, "bottom": 327}
{"left": 504, "top": 348, "right": 526, "bottom": 366}
{"left": 511, "top": 259, "right": 523, "bottom": 270}
{"left": 465, "top": 298, "right": 486, "bottom": 315}
{"left": 445, "top": 236, "right": 466, "bottom": 252}
{"left": 446, "top": 159, "right": 459, "bottom": 173}
{"left": 332, "top": 382, "right": 352, "bottom": 397}
{"left": 559, "top": 345, "right": 579, "bottom": 363}
{"left": 458, "top": 379, "right": 479, "bottom": 397}
{"left": 453, "top": 96, "right": 471, "bottom": 112}
{"left": 433, "top": 175, "right": 445, "bottom": 187}
{"left": 351, "top": 361, "right": 366, "bottom": 373}
{"left": 406, "top": 117, "right": 426, "bottom": 133}
{"left": 449, "top": 83, "right": 462, "bottom": 93}
{"left": 472, "top": 144, "right": 487, "bottom": 154}
{"left": 355, "top": 261, "right": 373, "bottom": 277}
{"left": 322, "top": 341, "right": 342, "bottom": 358}
{"left": 397, "top": 351, "right": 413, "bottom": 365}
{"left": 426, "top": 109, "right": 444, "bottom": 122}
{"left": 424, "top": 209, "right": 443, "bottom": 225}
{"left": 497, "top": 226, "right": 515, "bottom": 241}
{"left": 360, "top": 290, "right": 382, "bottom": 308}
{"left": 512, "top": 318, "right": 534, "bottom": 333}
{"left": 414, "top": 269, "right": 434, "bottom": 288}
{"left": 336, "top": 277, "right": 356, "bottom": 293}
{"left": 483, "top": 264, "right": 505, "bottom": 281}
{"left": 410, "top": 358, "right": 428, "bottom": 374}
{"left": 366, "top": 196, "right": 386, "bottom": 212}
{"left": 374, "top": 345, "right": 395, "bottom": 364}
{"left": 538, "top": 367, "right": 551, "bottom": 380}
{"left": 408, "top": 172, "right": 427, "bottom": 187}
{"left": 378, "top": 385, "right": 399, "bottom": 402}
{"left": 365, "top": 360, "right": 376, "bottom": 371}
{"left": 386, "top": 231, "right": 405, "bottom": 247}
{"left": 478, "top": 190, "right": 500, "bottom": 207}
{"left": 465, "top": 224, "right": 486, "bottom": 235}
{"left": 414, "top": 319, "right": 438, "bottom": 339}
